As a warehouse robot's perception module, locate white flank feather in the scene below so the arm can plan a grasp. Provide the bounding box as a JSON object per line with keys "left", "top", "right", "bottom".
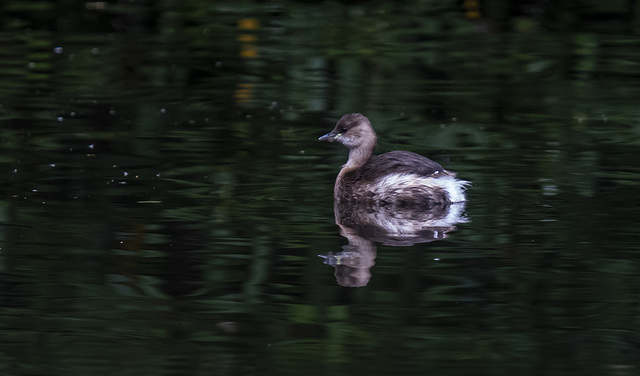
{"left": 371, "top": 173, "right": 469, "bottom": 203}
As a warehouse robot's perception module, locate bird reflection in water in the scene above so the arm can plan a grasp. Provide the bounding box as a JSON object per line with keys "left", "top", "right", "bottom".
{"left": 319, "top": 200, "right": 468, "bottom": 287}
{"left": 318, "top": 114, "right": 470, "bottom": 287}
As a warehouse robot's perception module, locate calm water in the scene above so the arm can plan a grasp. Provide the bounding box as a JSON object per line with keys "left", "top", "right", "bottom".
{"left": 2, "top": 1, "right": 640, "bottom": 375}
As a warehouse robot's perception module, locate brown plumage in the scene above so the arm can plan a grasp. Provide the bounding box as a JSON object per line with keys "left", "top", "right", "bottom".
{"left": 319, "top": 113, "right": 468, "bottom": 207}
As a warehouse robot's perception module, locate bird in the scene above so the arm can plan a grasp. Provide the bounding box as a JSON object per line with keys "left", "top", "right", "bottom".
{"left": 319, "top": 113, "right": 469, "bottom": 208}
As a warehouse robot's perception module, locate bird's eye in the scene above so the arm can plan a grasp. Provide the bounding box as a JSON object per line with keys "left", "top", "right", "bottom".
{"left": 340, "top": 127, "right": 347, "bottom": 133}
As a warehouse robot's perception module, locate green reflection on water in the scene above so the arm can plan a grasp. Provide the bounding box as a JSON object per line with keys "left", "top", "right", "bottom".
{"left": 1, "top": 0, "right": 640, "bottom": 375}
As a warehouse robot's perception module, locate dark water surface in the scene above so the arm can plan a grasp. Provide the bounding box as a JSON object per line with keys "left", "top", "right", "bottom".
{"left": 2, "top": 1, "right": 640, "bottom": 375}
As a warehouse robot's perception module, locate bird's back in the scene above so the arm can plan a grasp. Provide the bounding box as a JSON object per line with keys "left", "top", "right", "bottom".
{"left": 354, "top": 151, "right": 450, "bottom": 182}
{"left": 337, "top": 150, "right": 466, "bottom": 207}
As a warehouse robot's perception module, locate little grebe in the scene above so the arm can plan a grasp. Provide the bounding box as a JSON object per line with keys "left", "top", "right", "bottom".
{"left": 319, "top": 113, "right": 469, "bottom": 207}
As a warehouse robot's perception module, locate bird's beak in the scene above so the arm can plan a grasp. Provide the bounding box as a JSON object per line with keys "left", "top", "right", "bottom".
{"left": 318, "top": 131, "right": 341, "bottom": 142}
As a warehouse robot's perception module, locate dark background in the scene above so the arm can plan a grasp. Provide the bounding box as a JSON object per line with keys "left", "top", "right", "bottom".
{"left": 1, "top": 1, "right": 640, "bottom": 375}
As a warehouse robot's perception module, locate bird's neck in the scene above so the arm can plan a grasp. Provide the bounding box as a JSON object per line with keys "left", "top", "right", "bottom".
{"left": 334, "top": 142, "right": 375, "bottom": 199}
{"left": 343, "top": 145, "right": 374, "bottom": 171}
